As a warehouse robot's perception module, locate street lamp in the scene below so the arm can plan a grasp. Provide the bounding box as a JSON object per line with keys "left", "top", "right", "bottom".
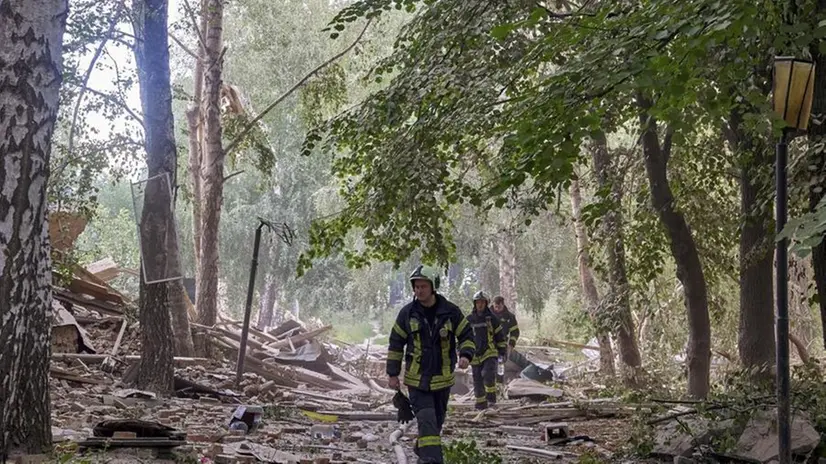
{"left": 771, "top": 56, "right": 815, "bottom": 464}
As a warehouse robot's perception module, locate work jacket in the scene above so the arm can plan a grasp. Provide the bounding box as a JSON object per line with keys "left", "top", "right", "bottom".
{"left": 465, "top": 307, "right": 507, "bottom": 365}
{"left": 386, "top": 295, "right": 475, "bottom": 391}
{"left": 495, "top": 307, "right": 520, "bottom": 348}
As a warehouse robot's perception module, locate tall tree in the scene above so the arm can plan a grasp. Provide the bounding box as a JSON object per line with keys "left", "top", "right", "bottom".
{"left": 570, "top": 178, "right": 616, "bottom": 376}
{"left": 497, "top": 228, "right": 518, "bottom": 309}
{"left": 725, "top": 107, "right": 776, "bottom": 372}
{"left": 637, "top": 95, "right": 711, "bottom": 398}
{"left": 0, "top": 0, "right": 67, "bottom": 456}
{"left": 195, "top": 0, "right": 226, "bottom": 356}
{"left": 132, "top": 0, "right": 183, "bottom": 393}
{"left": 187, "top": 0, "right": 207, "bottom": 283}
{"left": 590, "top": 132, "right": 643, "bottom": 384}
{"left": 808, "top": 1, "right": 826, "bottom": 348}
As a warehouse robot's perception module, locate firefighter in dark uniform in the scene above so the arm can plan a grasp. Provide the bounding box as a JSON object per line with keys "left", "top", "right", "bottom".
{"left": 386, "top": 265, "right": 475, "bottom": 464}
{"left": 466, "top": 291, "right": 507, "bottom": 410}
{"left": 492, "top": 295, "right": 520, "bottom": 384}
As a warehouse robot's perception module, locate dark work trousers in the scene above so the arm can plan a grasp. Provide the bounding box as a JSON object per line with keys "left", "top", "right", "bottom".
{"left": 409, "top": 386, "right": 451, "bottom": 463}
{"left": 472, "top": 357, "right": 498, "bottom": 410}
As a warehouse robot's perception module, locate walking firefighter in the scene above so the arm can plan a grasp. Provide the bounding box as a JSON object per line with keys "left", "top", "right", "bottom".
{"left": 466, "top": 291, "right": 507, "bottom": 410}
{"left": 491, "top": 294, "right": 520, "bottom": 384}
{"left": 386, "top": 265, "right": 475, "bottom": 464}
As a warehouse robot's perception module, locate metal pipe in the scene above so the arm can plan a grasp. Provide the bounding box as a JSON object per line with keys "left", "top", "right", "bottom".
{"left": 236, "top": 221, "right": 265, "bottom": 385}
{"left": 776, "top": 130, "right": 790, "bottom": 464}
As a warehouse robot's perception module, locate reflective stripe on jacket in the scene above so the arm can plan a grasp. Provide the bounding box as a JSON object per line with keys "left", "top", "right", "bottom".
{"left": 496, "top": 308, "right": 520, "bottom": 348}
{"left": 465, "top": 307, "right": 507, "bottom": 365}
{"left": 386, "top": 294, "right": 475, "bottom": 391}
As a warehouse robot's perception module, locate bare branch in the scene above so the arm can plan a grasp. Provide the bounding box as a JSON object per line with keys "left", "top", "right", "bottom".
{"left": 84, "top": 87, "right": 144, "bottom": 128}
{"left": 223, "top": 170, "right": 245, "bottom": 182}
{"left": 180, "top": 0, "right": 207, "bottom": 54}
{"left": 224, "top": 19, "right": 373, "bottom": 155}
{"left": 67, "top": 5, "right": 125, "bottom": 159}
{"left": 169, "top": 32, "right": 199, "bottom": 60}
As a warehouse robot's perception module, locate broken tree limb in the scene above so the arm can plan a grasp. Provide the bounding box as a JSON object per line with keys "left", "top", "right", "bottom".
{"left": 224, "top": 20, "right": 373, "bottom": 155}
{"left": 789, "top": 332, "right": 810, "bottom": 364}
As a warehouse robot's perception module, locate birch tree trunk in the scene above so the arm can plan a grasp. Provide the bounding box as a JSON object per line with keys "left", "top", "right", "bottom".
{"left": 195, "top": 0, "right": 226, "bottom": 357}
{"left": 187, "top": 0, "right": 207, "bottom": 277}
{"left": 0, "top": 0, "right": 67, "bottom": 456}
{"left": 570, "top": 179, "right": 616, "bottom": 376}
{"left": 590, "top": 131, "right": 643, "bottom": 385}
{"left": 497, "top": 230, "right": 518, "bottom": 310}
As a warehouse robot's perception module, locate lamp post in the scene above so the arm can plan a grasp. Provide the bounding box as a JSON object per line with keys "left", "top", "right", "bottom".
{"left": 771, "top": 56, "right": 815, "bottom": 464}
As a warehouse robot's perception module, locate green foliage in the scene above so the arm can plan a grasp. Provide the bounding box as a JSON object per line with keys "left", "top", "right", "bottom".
{"left": 780, "top": 194, "right": 826, "bottom": 256}
{"left": 443, "top": 439, "right": 502, "bottom": 464}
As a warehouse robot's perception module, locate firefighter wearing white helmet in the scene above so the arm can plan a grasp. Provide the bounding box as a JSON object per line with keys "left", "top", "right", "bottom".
{"left": 386, "top": 265, "right": 474, "bottom": 463}
{"left": 465, "top": 290, "right": 507, "bottom": 410}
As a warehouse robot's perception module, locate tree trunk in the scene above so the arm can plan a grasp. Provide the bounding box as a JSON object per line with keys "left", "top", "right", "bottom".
{"left": 187, "top": 0, "right": 207, "bottom": 277}
{"left": 0, "top": 0, "right": 67, "bottom": 456}
{"left": 497, "top": 230, "right": 518, "bottom": 310}
{"left": 256, "top": 276, "right": 278, "bottom": 331}
{"left": 637, "top": 94, "right": 711, "bottom": 398}
{"left": 808, "top": 17, "right": 826, "bottom": 349}
{"left": 570, "top": 179, "right": 616, "bottom": 376}
{"left": 195, "top": 0, "right": 226, "bottom": 357}
{"left": 133, "top": 0, "right": 182, "bottom": 394}
{"left": 168, "top": 279, "right": 195, "bottom": 356}
{"left": 590, "top": 131, "right": 643, "bottom": 384}
{"left": 790, "top": 255, "right": 816, "bottom": 351}
{"left": 726, "top": 110, "right": 775, "bottom": 372}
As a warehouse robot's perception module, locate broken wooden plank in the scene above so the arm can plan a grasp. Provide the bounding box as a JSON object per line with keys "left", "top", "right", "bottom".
{"left": 53, "top": 288, "right": 123, "bottom": 316}
{"left": 265, "top": 325, "right": 332, "bottom": 349}
{"left": 103, "top": 319, "right": 128, "bottom": 372}
{"left": 51, "top": 353, "right": 209, "bottom": 365}
{"left": 50, "top": 366, "right": 107, "bottom": 385}
{"left": 315, "top": 411, "right": 395, "bottom": 421}
{"left": 210, "top": 336, "right": 299, "bottom": 388}
{"left": 326, "top": 363, "right": 367, "bottom": 389}
{"left": 65, "top": 274, "right": 125, "bottom": 305}
{"left": 85, "top": 257, "right": 121, "bottom": 282}
{"left": 506, "top": 445, "right": 564, "bottom": 459}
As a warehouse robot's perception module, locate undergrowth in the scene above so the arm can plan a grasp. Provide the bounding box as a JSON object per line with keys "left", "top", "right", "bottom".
{"left": 622, "top": 361, "right": 826, "bottom": 459}
{"left": 443, "top": 439, "right": 503, "bottom": 464}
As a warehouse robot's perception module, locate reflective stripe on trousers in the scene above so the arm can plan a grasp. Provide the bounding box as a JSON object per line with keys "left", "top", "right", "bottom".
{"left": 471, "top": 357, "right": 497, "bottom": 410}
{"left": 409, "top": 386, "right": 450, "bottom": 463}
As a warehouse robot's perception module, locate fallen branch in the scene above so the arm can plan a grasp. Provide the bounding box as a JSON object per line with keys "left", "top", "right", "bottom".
{"left": 224, "top": 18, "right": 373, "bottom": 155}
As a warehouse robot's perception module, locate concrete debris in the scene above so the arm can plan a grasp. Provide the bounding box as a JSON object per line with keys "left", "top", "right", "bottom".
{"left": 47, "top": 257, "right": 633, "bottom": 462}
{"left": 650, "top": 408, "right": 822, "bottom": 463}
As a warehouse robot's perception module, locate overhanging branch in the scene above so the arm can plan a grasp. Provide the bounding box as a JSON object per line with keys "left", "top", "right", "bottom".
{"left": 224, "top": 19, "right": 373, "bottom": 156}
{"left": 67, "top": 5, "right": 124, "bottom": 159}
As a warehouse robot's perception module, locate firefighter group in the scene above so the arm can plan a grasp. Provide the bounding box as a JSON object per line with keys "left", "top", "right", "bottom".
{"left": 386, "top": 265, "right": 521, "bottom": 464}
